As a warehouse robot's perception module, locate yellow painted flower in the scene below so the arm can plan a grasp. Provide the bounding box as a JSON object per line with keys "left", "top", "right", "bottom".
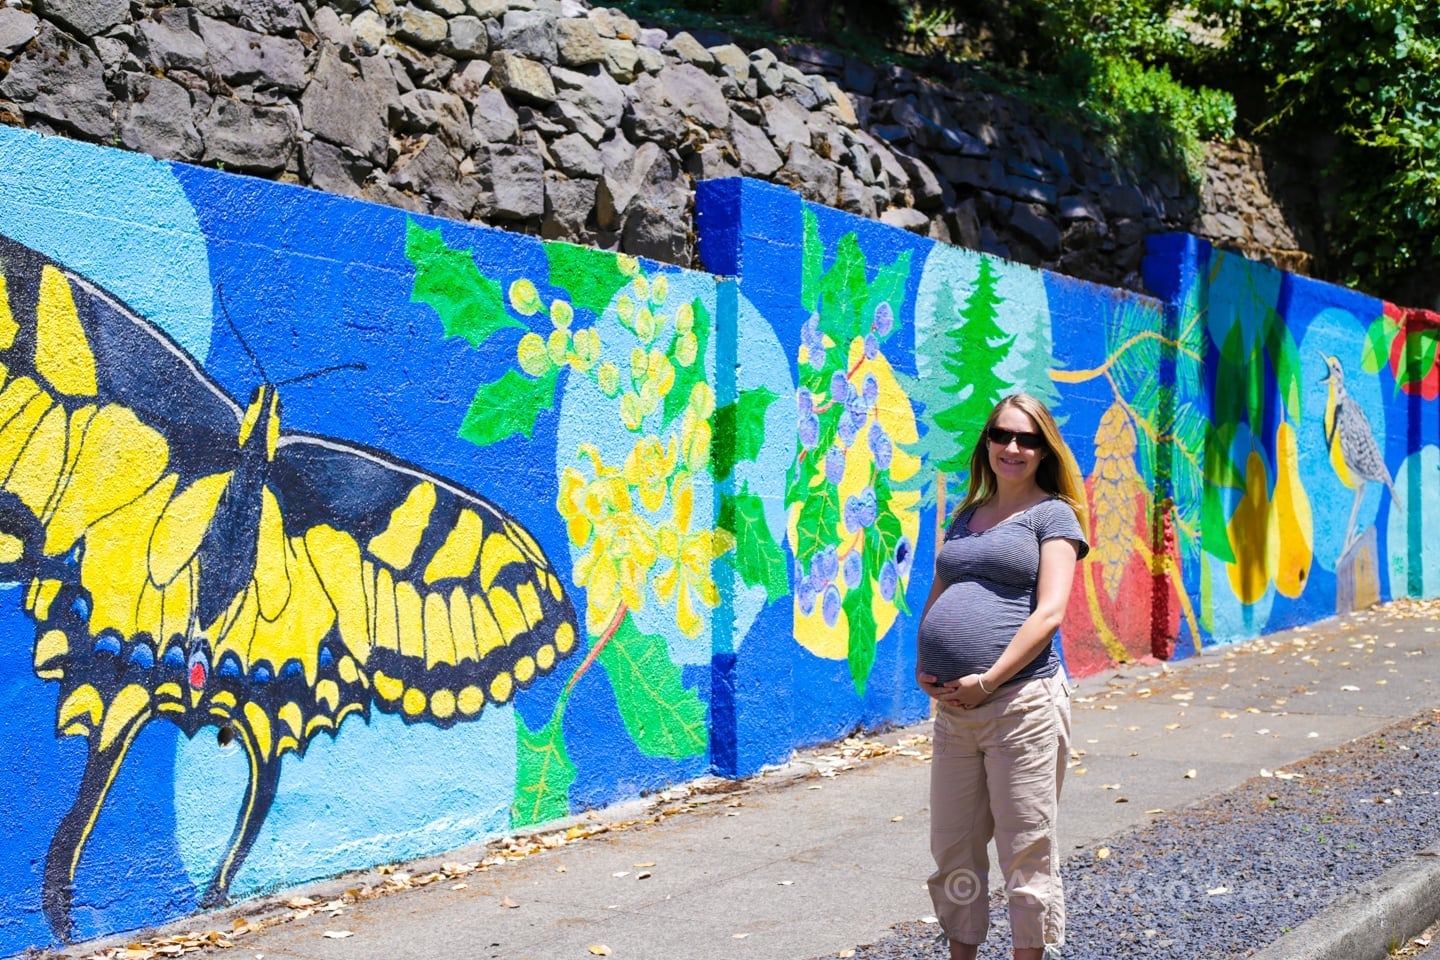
{"left": 674, "top": 331, "right": 698, "bottom": 368}
{"left": 679, "top": 382, "right": 715, "bottom": 471}
{"left": 654, "top": 479, "right": 734, "bottom": 637}
{"left": 597, "top": 361, "right": 621, "bottom": 397}
{"left": 639, "top": 349, "right": 675, "bottom": 403}
{"left": 620, "top": 391, "right": 645, "bottom": 431}
{"left": 557, "top": 446, "right": 659, "bottom": 633}
{"left": 635, "top": 306, "right": 656, "bottom": 343}
{"left": 517, "top": 332, "right": 550, "bottom": 376}
{"left": 546, "top": 329, "right": 569, "bottom": 365}
{"left": 570, "top": 327, "right": 601, "bottom": 371}
{"left": 624, "top": 435, "right": 678, "bottom": 512}
{"left": 617, "top": 294, "right": 636, "bottom": 328}
{"left": 617, "top": 254, "right": 640, "bottom": 277}
{"left": 509, "top": 278, "right": 542, "bottom": 316}
{"left": 652, "top": 274, "right": 669, "bottom": 306}
{"left": 675, "top": 301, "right": 693, "bottom": 334}
{"left": 633, "top": 274, "right": 651, "bottom": 304}
{"left": 550, "top": 298, "right": 574, "bottom": 329}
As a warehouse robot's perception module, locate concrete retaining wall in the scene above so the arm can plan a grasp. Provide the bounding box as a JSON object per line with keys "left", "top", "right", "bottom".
{"left": 0, "top": 123, "right": 1432, "bottom": 954}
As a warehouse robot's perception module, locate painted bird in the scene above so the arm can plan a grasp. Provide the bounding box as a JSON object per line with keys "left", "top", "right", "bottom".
{"left": 1320, "top": 354, "right": 1398, "bottom": 552}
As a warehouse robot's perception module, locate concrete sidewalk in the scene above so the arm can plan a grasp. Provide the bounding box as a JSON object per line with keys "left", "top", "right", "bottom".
{"left": 70, "top": 599, "right": 1440, "bottom": 960}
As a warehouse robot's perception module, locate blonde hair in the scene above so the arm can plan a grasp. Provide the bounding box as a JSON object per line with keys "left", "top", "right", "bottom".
{"left": 953, "top": 393, "right": 1089, "bottom": 532}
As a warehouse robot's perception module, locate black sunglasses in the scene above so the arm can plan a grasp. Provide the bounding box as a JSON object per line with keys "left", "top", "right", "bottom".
{"left": 986, "top": 427, "right": 1046, "bottom": 450}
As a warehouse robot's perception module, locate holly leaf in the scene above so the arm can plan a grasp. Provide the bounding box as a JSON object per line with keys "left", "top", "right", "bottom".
{"left": 512, "top": 704, "right": 575, "bottom": 828}
{"left": 458, "top": 368, "right": 559, "bottom": 447}
{"left": 406, "top": 220, "right": 523, "bottom": 348}
{"left": 598, "top": 616, "right": 708, "bottom": 759}
{"left": 710, "top": 386, "right": 778, "bottom": 481}
{"left": 545, "top": 244, "right": 631, "bottom": 319}
{"left": 720, "top": 486, "right": 788, "bottom": 603}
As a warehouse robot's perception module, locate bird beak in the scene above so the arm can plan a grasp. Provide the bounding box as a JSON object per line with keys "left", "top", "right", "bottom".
{"left": 1317, "top": 350, "right": 1331, "bottom": 380}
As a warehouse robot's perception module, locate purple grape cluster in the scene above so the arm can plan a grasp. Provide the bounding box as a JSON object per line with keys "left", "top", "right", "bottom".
{"left": 797, "top": 387, "right": 819, "bottom": 449}
{"left": 832, "top": 371, "right": 878, "bottom": 450}
{"left": 873, "top": 301, "right": 894, "bottom": 338}
{"left": 796, "top": 545, "right": 845, "bottom": 626}
{"left": 843, "top": 487, "right": 878, "bottom": 531}
{"left": 801, "top": 313, "right": 826, "bottom": 370}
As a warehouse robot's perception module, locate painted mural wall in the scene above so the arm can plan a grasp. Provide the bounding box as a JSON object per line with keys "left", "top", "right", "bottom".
{"left": 0, "top": 125, "right": 1435, "bottom": 955}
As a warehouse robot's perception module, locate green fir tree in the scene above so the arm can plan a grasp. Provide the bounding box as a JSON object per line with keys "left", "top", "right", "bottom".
{"left": 931, "top": 255, "right": 1014, "bottom": 474}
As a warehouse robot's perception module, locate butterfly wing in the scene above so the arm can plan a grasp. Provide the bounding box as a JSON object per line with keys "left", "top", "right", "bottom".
{"left": 268, "top": 434, "right": 579, "bottom": 728}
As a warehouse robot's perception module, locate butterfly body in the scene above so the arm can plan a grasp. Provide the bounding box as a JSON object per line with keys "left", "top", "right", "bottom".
{"left": 0, "top": 236, "right": 578, "bottom": 937}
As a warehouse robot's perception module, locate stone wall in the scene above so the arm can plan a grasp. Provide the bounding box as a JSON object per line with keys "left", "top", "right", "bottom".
{"left": 0, "top": 0, "right": 1313, "bottom": 293}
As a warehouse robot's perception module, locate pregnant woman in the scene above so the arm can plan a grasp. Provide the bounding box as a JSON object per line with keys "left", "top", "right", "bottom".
{"left": 916, "top": 393, "right": 1089, "bottom": 960}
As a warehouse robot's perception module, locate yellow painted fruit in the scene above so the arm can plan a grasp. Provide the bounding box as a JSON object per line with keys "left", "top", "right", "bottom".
{"left": 1272, "top": 420, "right": 1314, "bottom": 598}
{"left": 1225, "top": 450, "right": 1279, "bottom": 605}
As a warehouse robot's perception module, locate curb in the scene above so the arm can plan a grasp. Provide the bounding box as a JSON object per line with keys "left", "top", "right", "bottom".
{"left": 1252, "top": 840, "right": 1440, "bottom": 960}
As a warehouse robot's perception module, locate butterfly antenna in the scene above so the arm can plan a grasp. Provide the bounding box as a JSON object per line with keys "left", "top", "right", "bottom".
{"left": 215, "top": 284, "right": 269, "bottom": 383}
{"left": 277, "top": 362, "right": 369, "bottom": 388}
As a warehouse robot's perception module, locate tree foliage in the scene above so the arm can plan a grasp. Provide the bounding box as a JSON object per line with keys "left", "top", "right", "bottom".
{"left": 1196, "top": 0, "right": 1440, "bottom": 294}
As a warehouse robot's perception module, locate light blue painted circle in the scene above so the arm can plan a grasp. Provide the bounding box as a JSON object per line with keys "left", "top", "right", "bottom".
{"left": 1387, "top": 445, "right": 1440, "bottom": 598}
{"left": 912, "top": 243, "right": 1057, "bottom": 495}
{"left": 728, "top": 290, "right": 792, "bottom": 650}
{"left": 1297, "top": 308, "right": 1386, "bottom": 573}
{"left": 914, "top": 244, "right": 1054, "bottom": 397}
{"left": 556, "top": 269, "right": 720, "bottom": 666}
{"left": 0, "top": 127, "right": 213, "bottom": 359}
{"left": 173, "top": 708, "right": 516, "bottom": 898}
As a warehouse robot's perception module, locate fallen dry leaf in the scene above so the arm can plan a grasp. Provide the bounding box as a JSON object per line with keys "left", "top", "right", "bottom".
{"left": 733, "top": 933, "right": 751, "bottom": 940}
{"left": 1096, "top": 847, "right": 1110, "bottom": 859}
{"left": 890, "top": 815, "right": 904, "bottom": 822}
{"left": 499, "top": 896, "right": 519, "bottom": 909}
{"left": 633, "top": 861, "right": 656, "bottom": 868}
{"left": 1184, "top": 769, "right": 1197, "bottom": 779}
{"left": 588, "top": 945, "right": 613, "bottom": 956}
{"left": 286, "top": 896, "right": 319, "bottom": 908}
{"left": 321, "top": 931, "right": 353, "bottom": 940}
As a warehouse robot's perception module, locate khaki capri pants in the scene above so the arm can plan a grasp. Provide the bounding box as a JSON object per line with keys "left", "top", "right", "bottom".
{"left": 928, "top": 673, "right": 1071, "bottom": 950}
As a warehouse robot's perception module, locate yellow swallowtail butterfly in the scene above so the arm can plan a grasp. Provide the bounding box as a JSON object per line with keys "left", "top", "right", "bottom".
{"left": 0, "top": 236, "right": 578, "bottom": 938}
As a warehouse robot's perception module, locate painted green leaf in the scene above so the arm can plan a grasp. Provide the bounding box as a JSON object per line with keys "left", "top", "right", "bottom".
{"left": 545, "top": 243, "right": 632, "bottom": 319}
{"left": 866, "top": 252, "right": 912, "bottom": 339}
{"left": 1201, "top": 482, "right": 1235, "bottom": 562}
{"left": 843, "top": 575, "right": 877, "bottom": 696}
{"left": 598, "top": 616, "right": 708, "bottom": 759}
{"left": 710, "top": 386, "right": 778, "bottom": 482}
{"left": 405, "top": 220, "right": 523, "bottom": 348}
{"left": 719, "top": 486, "right": 789, "bottom": 603}
{"left": 664, "top": 297, "right": 712, "bottom": 425}
{"left": 794, "top": 480, "right": 840, "bottom": 566}
{"left": 1263, "top": 310, "right": 1302, "bottom": 423}
{"left": 1402, "top": 328, "right": 1440, "bottom": 385}
{"left": 1361, "top": 313, "right": 1395, "bottom": 374}
{"left": 512, "top": 703, "right": 575, "bottom": 828}
{"left": 1245, "top": 340, "right": 1266, "bottom": 432}
{"left": 1218, "top": 321, "right": 1246, "bottom": 369}
{"left": 458, "top": 368, "right": 559, "bottom": 447}
{"left": 801, "top": 208, "right": 823, "bottom": 313}
{"left": 817, "top": 233, "right": 870, "bottom": 344}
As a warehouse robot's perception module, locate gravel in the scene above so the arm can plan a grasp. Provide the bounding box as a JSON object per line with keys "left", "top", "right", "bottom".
{"left": 812, "top": 706, "right": 1440, "bottom": 960}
